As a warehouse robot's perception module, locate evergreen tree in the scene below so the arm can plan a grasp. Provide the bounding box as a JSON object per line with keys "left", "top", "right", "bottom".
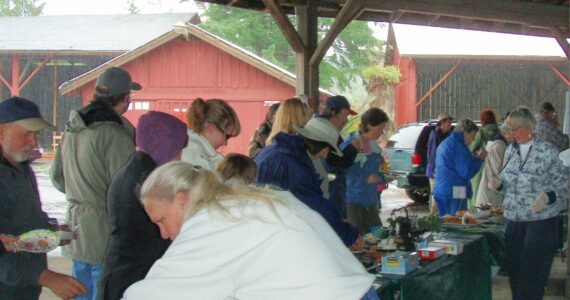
{"left": 197, "top": 3, "right": 380, "bottom": 91}
{"left": 0, "top": 0, "right": 43, "bottom": 16}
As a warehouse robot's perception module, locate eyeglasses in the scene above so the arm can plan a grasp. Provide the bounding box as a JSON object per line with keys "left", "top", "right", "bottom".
{"left": 508, "top": 127, "right": 523, "bottom": 133}
{"left": 214, "top": 124, "right": 232, "bottom": 141}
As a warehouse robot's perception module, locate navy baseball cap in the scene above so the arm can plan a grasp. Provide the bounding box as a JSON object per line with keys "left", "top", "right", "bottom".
{"left": 0, "top": 97, "right": 54, "bottom": 131}
{"left": 324, "top": 95, "right": 357, "bottom": 115}
{"left": 96, "top": 67, "right": 141, "bottom": 97}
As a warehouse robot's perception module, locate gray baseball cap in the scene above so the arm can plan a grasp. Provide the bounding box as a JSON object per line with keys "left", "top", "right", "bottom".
{"left": 95, "top": 67, "right": 141, "bottom": 97}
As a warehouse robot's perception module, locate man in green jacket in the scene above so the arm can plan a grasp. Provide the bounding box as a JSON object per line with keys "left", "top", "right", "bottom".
{"left": 50, "top": 67, "right": 139, "bottom": 300}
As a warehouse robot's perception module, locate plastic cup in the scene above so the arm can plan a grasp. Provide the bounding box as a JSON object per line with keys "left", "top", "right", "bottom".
{"left": 48, "top": 218, "right": 59, "bottom": 231}
{"left": 58, "top": 223, "right": 73, "bottom": 241}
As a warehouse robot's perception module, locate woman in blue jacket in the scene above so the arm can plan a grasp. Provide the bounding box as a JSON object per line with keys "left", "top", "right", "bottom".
{"left": 433, "top": 119, "right": 484, "bottom": 216}
{"left": 343, "top": 108, "right": 389, "bottom": 234}
{"left": 254, "top": 117, "right": 362, "bottom": 250}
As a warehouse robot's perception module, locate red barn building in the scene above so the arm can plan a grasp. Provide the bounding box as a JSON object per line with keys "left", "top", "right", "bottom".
{"left": 387, "top": 24, "right": 569, "bottom": 126}
{"left": 60, "top": 23, "right": 331, "bottom": 155}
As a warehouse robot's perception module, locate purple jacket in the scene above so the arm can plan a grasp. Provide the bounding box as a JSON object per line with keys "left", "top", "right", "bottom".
{"left": 426, "top": 128, "right": 450, "bottom": 179}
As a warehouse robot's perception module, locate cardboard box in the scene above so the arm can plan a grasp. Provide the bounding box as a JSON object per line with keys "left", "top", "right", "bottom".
{"left": 418, "top": 246, "right": 445, "bottom": 260}
{"left": 380, "top": 251, "right": 419, "bottom": 275}
{"left": 429, "top": 239, "right": 464, "bottom": 255}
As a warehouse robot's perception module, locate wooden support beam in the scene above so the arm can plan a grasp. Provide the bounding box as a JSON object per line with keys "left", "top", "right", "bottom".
{"left": 295, "top": 1, "right": 318, "bottom": 109}
{"left": 390, "top": 11, "right": 404, "bottom": 23}
{"left": 416, "top": 63, "right": 460, "bottom": 108}
{"left": 262, "top": 0, "right": 305, "bottom": 52}
{"left": 19, "top": 58, "right": 49, "bottom": 92}
{"left": 547, "top": 63, "right": 570, "bottom": 86}
{"left": 0, "top": 73, "right": 10, "bottom": 90}
{"left": 363, "top": 0, "right": 568, "bottom": 34}
{"left": 428, "top": 14, "right": 441, "bottom": 26}
{"left": 551, "top": 27, "right": 570, "bottom": 59}
{"left": 52, "top": 63, "right": 58, "bottom": 128}
{"left": 310, "top": 0, "right": 364, "bottom": 67}
{"left": 11, "top": 55, "right": 20, "bottom": 96}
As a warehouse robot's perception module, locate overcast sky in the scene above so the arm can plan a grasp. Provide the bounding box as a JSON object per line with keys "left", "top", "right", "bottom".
{"left": 41, "top": 0, "right": 199, "bottom": 15}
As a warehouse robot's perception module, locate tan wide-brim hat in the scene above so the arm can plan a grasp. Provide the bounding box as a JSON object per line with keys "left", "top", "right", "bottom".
{"left": 295, "top": 118, "right": 343, "bottom": 157}
{"left": 437, "top": 113, "right": 453, "bottom": 122}
{"left": 16, "top": 118, "right": 54, "bottom": 131}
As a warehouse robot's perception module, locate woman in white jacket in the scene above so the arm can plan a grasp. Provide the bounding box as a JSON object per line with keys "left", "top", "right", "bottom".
{"left": 123, "top": 161, "right": 376, "bottom": 300}
{"left": 476, "top": 125, "right": 512, "bottom": 209}
{"left": 181, "top": 98, "right": 240, "bottom": 170}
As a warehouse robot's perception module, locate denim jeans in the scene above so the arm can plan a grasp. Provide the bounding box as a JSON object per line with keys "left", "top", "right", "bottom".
{"left": 72, "top": 260, "right": 101, "bottom": 300}
{"left": 505, "top": 217, "right": 559, "bottom": 300}
{"left": 360, "top": 287, "right": 380, "bottom": 300}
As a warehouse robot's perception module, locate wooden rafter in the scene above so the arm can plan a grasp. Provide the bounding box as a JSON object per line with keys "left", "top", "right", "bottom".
{"left": 195, "top": 0, "right": 569, "bottom": 38}
{"left": 310, "top": 0, "right": 364, "bottom": 67}
{"left": 551, "top": 27, "right": 570, "bottom": 58}
{"left": 262, "top": 0, "right": 305, "bottom": 52}
{"left": 19, "top": 57, "right": 49, "bottom": 91}
{"left": 547, "top": 63, "right": 570, "bottom": 86}
{"left": 416, "top": 63, "right": 460, "bottom": 108}
{"left": 362, "top": 0, "right": 567, "bottom": 31}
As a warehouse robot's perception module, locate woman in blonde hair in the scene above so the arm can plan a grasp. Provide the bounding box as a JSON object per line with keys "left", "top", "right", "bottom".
{"left": 122, "top": 161, "right": 375, "bottom": 300}
{"left": 265, "top": 97, "right": 311, "bottom": 145}
{"left": 181, "top": 98, "right": 241, "bottom": 170}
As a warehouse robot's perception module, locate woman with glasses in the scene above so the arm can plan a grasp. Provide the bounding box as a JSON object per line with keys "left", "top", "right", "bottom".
{"left": 489, "top": 106, "right": 568, "bottom": 300}
{"left": 181, "top": 98, "right": 241, "bottom": 170}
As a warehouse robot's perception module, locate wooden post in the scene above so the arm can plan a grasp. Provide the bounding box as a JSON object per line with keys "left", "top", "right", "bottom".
{"left": 11, "top": 54, "right": 20, "bottom": 96}
{"left": 52, "top": 63, "right": 58, "bottom": 128}
{"left": 295, "top": 2, "right": 318, "bottom": 111}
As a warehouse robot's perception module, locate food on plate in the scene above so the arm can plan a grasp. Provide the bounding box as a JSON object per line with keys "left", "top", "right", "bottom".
{"left": 491, "top": 207, "right": 504, "bottom": 216}
{"left": 15, "top": 229, "right": 59, "bottom": 253}
{"left": 441, "top": 215, "right": 462, "bottom": 224}
{"left": 455, "top": 210, "right": 466, "bottom": 217}
{"left": 461, "top": 212, "right": 479, "bottom": 225}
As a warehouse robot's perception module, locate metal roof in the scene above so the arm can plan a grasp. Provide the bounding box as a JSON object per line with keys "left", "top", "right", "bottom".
{"left": 392, "top": 23, "right": 567, "bottom": 59}
{"left": 0, "top": 13, "right": 200, "bottom": 53}
{"left": 59, "top": 24, "right": 332, "bottom": 96}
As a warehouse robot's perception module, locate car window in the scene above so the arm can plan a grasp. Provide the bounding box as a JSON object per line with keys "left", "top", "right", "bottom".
{"left": 416, "top": 125, "right": 435, "bottom": 152}
{"left": 388, "top": 125, "right": 424, "bottom": 149}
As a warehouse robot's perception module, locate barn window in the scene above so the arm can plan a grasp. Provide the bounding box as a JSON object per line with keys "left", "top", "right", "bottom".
{"left": 133, "top": 101, "right": 150, "bottom": 110}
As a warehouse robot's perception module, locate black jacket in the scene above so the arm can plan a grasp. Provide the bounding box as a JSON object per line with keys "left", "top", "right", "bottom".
{"left": 0, "top": 155, "right": 48, "bottom": 298}
{"left": 98, "top": 152, "right": 171, "bottom": 300}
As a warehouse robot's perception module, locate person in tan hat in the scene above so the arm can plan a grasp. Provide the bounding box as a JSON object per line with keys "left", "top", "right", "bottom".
{"left": 50, "top": 67, "right": 139, "bottom": 299}
{"left": 254, "top": 117, "right": 364, "bottom": 251}
{"left": 0, "top": 97, "right": 86, "bottom": 299}
{"left": 426, "top": 112, "right": 453, "bottom": 215}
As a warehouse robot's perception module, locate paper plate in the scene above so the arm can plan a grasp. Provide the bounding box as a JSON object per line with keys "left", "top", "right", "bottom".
{"left": 15, "top": 229, "right": 60, "bottom": 253}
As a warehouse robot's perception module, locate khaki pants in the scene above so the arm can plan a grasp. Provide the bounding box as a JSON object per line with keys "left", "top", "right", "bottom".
{"left": 347, "top": 204, "right": 382, "bottom": 235}
{"left": 429, "top": 178, "right": 438, "bottom": 216}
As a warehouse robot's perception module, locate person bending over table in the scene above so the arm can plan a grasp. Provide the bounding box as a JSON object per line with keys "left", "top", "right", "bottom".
{"left": 122, "top": 161, "right": 377, "bottom": 300}
{"left": 433, "top": 119, "right": 484, "bottom": 216}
